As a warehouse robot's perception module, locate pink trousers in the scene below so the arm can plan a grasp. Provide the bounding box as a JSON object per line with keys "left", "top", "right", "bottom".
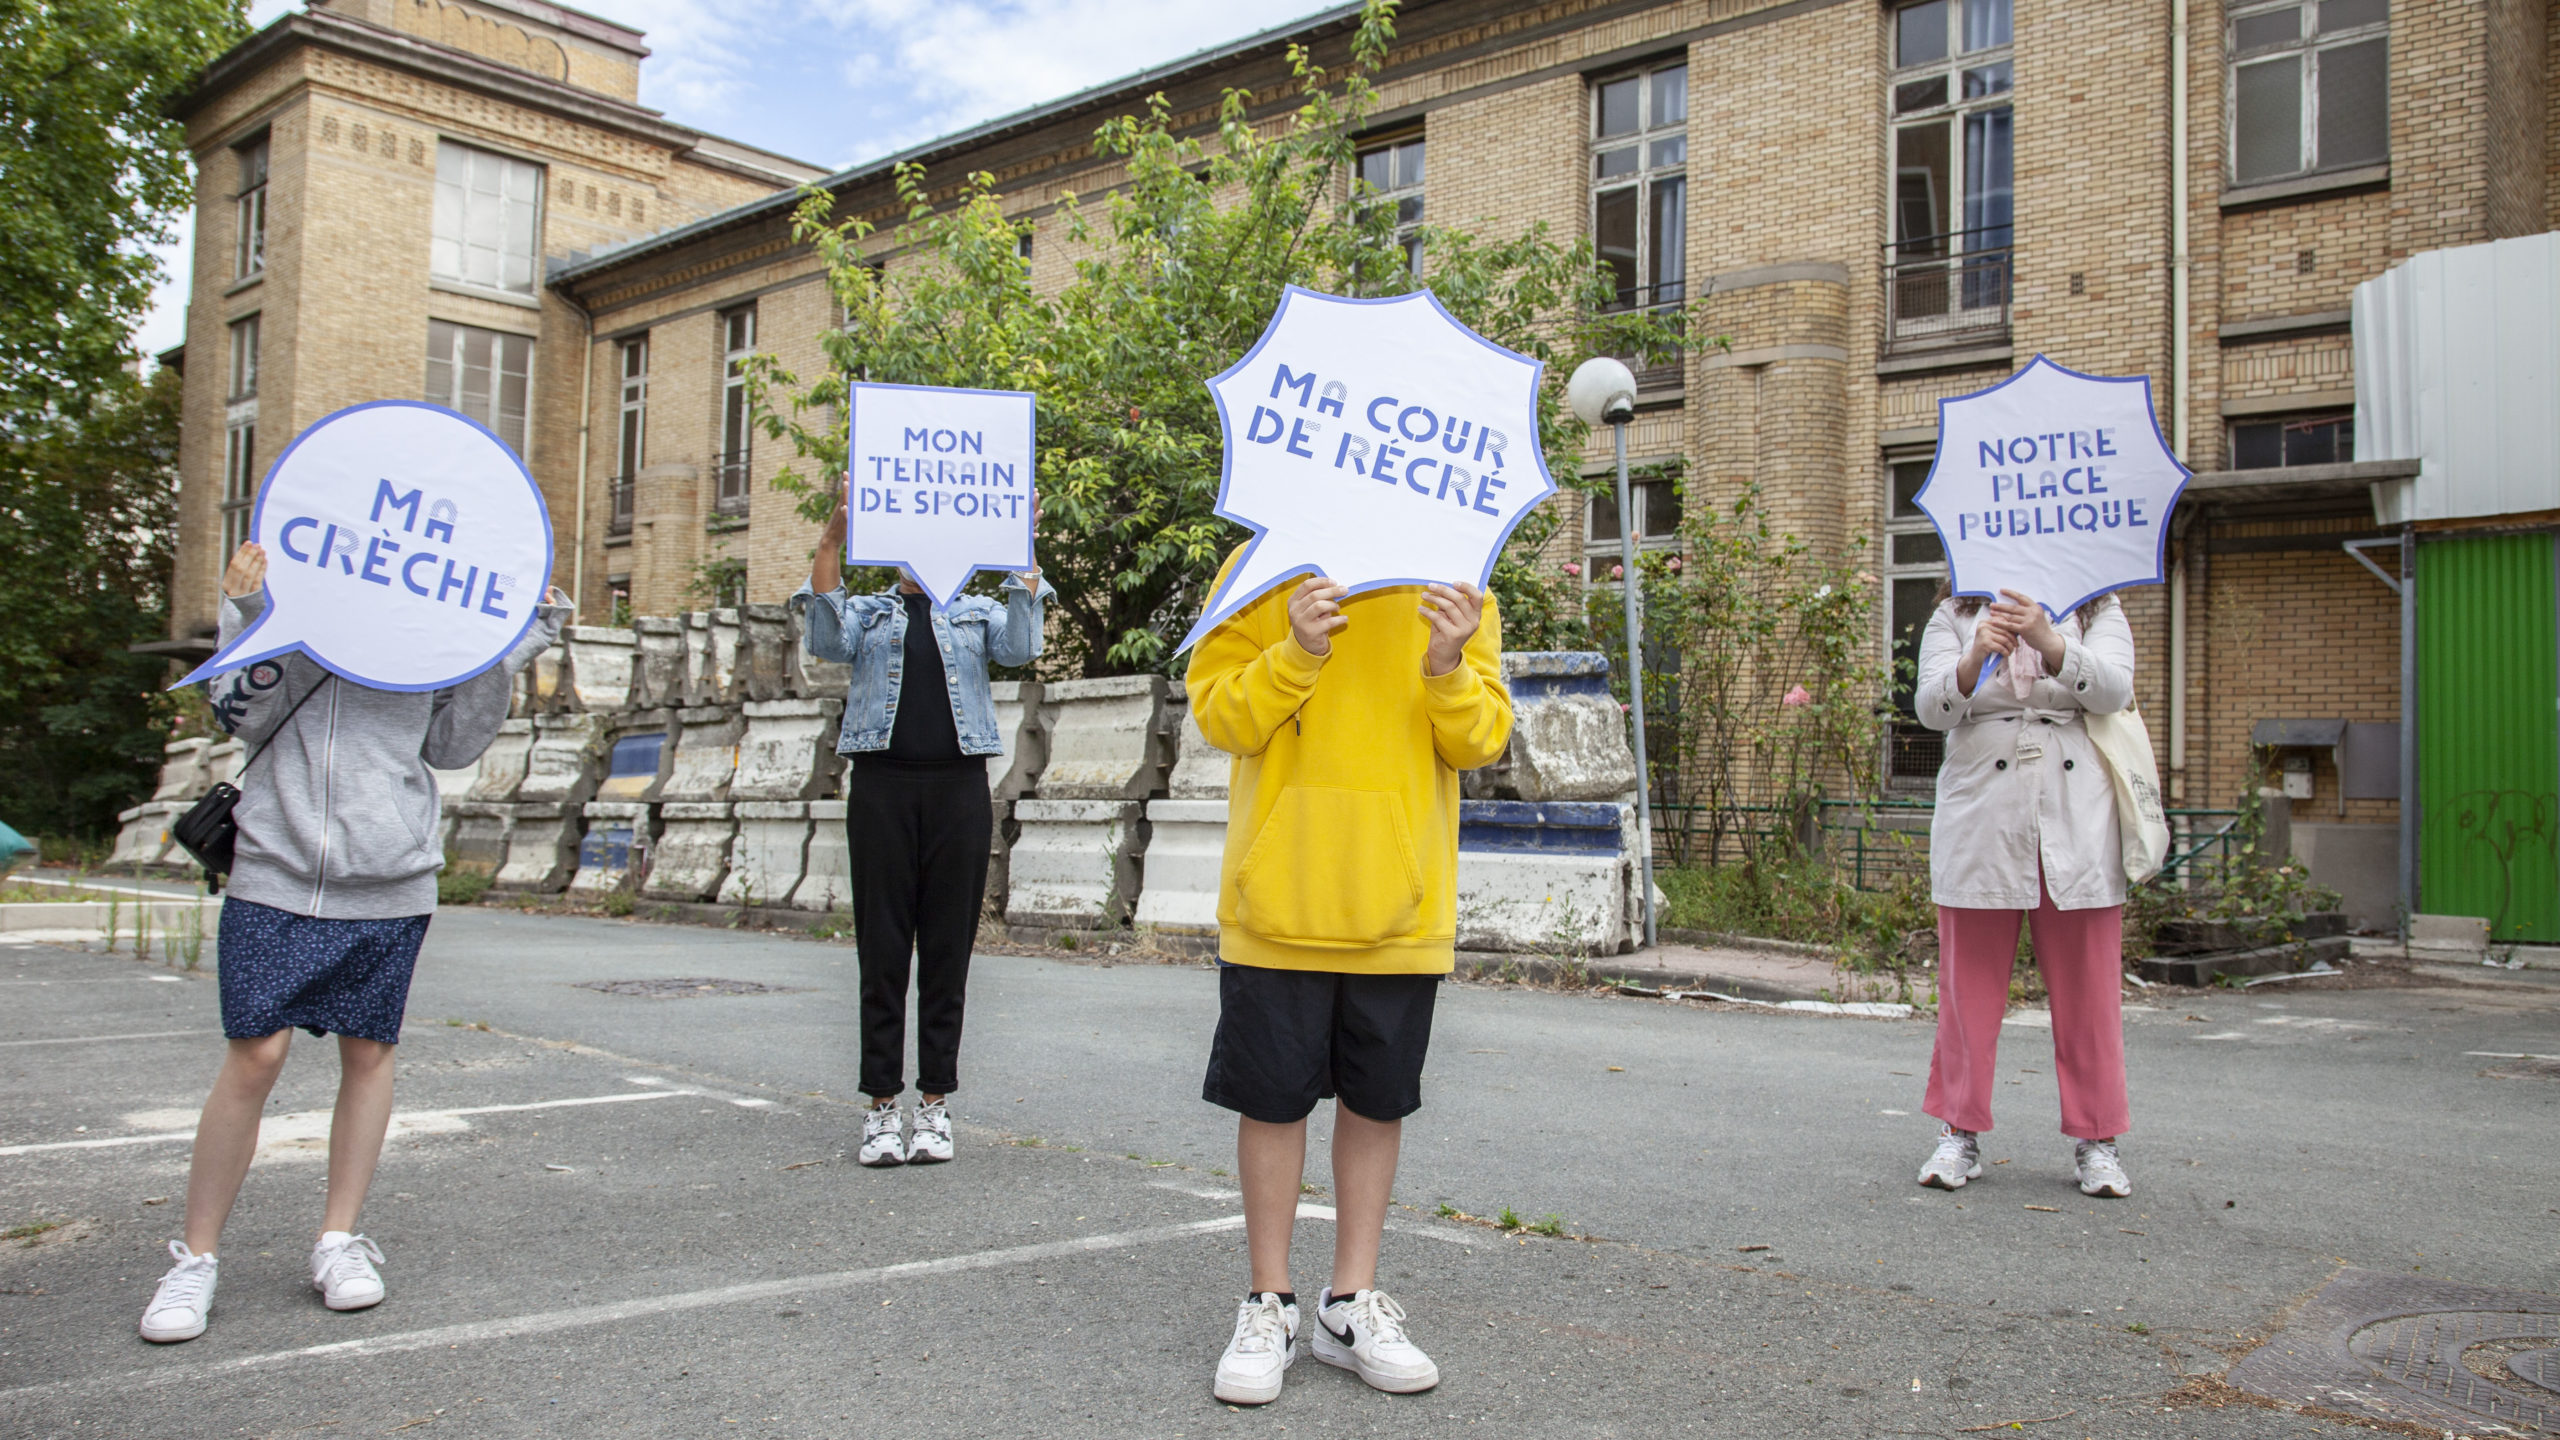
{"left": 1923, "top": 888, "right": 2131, "bottom": 1140}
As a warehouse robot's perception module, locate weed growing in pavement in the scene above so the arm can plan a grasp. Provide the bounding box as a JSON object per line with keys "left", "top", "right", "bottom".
{"left": 4, "top": 1220, "right": 63, "bottom": 1244}
{"left": 2127, "top": 1322, "right": 2151, "bottom": 1335}
{"left": 1436, "top": 1203, "right": 1461, "bottom": 1218}
{"left": 437, "top": 870, "right": 491, "bottom": 907}
{"left": 601, "top": 889, "right": 635, "bottom": 917}
{"left": 1495, "top": 1207, "right": 1523, "bottom": 1230}
{"left": 1526, "top": 1214, "right": 1567, "bottom": 1237}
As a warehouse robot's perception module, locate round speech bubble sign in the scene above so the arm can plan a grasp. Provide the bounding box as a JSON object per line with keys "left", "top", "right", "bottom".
{"left": 176, "top": 401, "right": 555, "bottom": 693}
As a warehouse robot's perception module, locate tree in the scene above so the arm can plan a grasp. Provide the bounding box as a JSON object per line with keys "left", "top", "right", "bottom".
{"left": 0, "top": 0, "right": 248, "bottom": 419}
{"left": 0, "top": 367, "right": 184, "bottom": 840}
{"left": 746, "top": 0, "right": 1678, "bottom": 675}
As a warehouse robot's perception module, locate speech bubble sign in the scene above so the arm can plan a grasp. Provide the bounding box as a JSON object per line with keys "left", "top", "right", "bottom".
{"left": 1914, "top": 355, "right": 2191, "bottom": 617}
{"left": 1177, "top": 285, "right": 1557, "bottom": 652}
{"left": 175, "top": 401, "right": 555, "bottom": 692}
{"left": 844, "top": 380, "right": 1036, "bottom": 608}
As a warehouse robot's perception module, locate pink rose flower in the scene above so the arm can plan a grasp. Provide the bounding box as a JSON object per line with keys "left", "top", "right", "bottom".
{"left": 1610, "top": 563, "right": 1625, "bottom": 580}
{"left": 1563, "top": 561, "right": 1582, "bottom": 577}
{"left": 1782, "top": 684, "right": 1812, "bottom": 707}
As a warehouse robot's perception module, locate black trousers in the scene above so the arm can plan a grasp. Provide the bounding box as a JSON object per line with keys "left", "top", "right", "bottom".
{"left": 848, "top": 762, "right": 991, "bottom": 1099}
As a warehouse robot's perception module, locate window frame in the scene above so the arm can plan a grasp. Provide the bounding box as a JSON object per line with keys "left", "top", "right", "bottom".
{"left": 2225, "top": 0, "right": 2390, "bottom": 185}
{"left": 233, "top": 135, "right": 269, "bottom": 281}
{"left": 1882, "top": 447, "right": 1948, "bottom": 790}
{"left": 1589, "top": 59, "right": 1689, "bottom": 314}
{"left": 221, "top": 314, "right": 262, "bottom": 567}
{"left": 430, "top": 140, "right": 546, "bottom": 297}
{"left": 2227, "top": 410, "right": 2355, "bottom": 470}
{"left": 1354, "top": 133, "right": 1427, "bottom": 276}
{"left": 1885, "top": 0, "right": 2014, "bottom": 261}
{"left": 716, "top": 305, "right": 757, "bottom": 518}
{"left": 1581, "top": 465, "right": 1686, "bottom": 599}
{"left": 424, "top": 318, "right": 534, "bottom": 456}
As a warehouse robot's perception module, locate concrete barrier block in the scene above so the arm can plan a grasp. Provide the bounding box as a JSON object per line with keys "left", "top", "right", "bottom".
{"left": 719, "top": 800, "right": 810, "bottom": 908}
{"left": 568, "top": 801, "right": 654, "bottom": 899}
{"left": 1454, "top": 799, "right": 1634, "bottom": 954}
{"left": 737, "top": 604, "right": 792, "bottom": 702}
{"left": 561, "top": 626, "right": 638, "bottom": 712}
{"left": 663, "top": 706, "right": 743, "bottom": 802}
{"left": 1502, "top": 653, "right": 1637, "bottom": 802}
{"left": 1035, "top": 676, "right": 1171, "bottom": 799}
{"left": 516, "top": 713, "right": 611, "bottom": 808}
{"left": 1162, "top": 692, "right": 1229, "bottom": 800}
{"left": 1007, "top": 797, "right": 1145, "bottom": 927}
{"left": 785, "top": 604, "right": 851, "bottom": 699}
{"left": 642, "top": 802, "right": 733, "bottom": 902}
{"left": 493, "top": 801, "right": 580, "bottom": 893}
{"left": 109, "top": 802, "right": 186, "bottom": 868}
{"left": 518, "top": 637, "right": 567, "bottom": 715}
{"left": 988, "top": 680, "right": 1049, "bottom": 803}
{"left": 1133, "top": 798, "right": 1226, "bottom": 933}
{"left": 633, "top": 617, "right": 688, "bottom": 709}
{"left": 466, "top": 719, "right": 535, "bottom": 802}
{"left": 732, "top": 699, "right": 845, "bottom": 802}
{"left": 705, "top": 610, "right": 742, "bottom": 703}
{"left": 444, "top": 801, "right": 515, "bottom": 879}
{"left": 594, "top": 712, "right": 678, "bottom": 803}
{"left": 792, "top": 799, "right": 850, "bottom": 912}
{"left": 2409, "top": 913, "right": 2491, "bottom": 952}
{"left": 204, "top": 740, "right": 244, "bottom": 791}
{"left": 150, "top": 738, "right": 214, "bottom": 802}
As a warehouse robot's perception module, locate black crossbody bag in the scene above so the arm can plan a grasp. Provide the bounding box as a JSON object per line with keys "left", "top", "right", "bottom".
{"left": 171, "top": 672, "right": 331, "bottom": 884}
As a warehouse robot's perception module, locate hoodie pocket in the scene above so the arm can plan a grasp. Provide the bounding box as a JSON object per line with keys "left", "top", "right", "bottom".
{"left": 1234, "top": 786, "right": 1424, "bottom": 946}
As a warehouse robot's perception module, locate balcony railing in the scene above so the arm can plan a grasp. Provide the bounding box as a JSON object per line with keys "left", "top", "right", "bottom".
{"left": 606, "top": 474, "right": 634, "bottom": 536}
{"left": 713, "top": 448, "right": 751, "bottom": 518}
{"left": 1598, "top": 281, "right": 1687, "bottom": 392}
{"left": 1881, "top": 231, "right": 2012, "bottom": 355}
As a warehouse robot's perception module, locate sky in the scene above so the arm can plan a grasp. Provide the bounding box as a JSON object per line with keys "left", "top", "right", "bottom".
{"left": 133, "top": 0, "right": 1342, "bottom": 361}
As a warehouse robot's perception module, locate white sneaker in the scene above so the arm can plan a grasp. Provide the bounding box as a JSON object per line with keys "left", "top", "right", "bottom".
{"left": 2075, "top": 1139, "right": 2132, "bottom": 1197}
{"left": 310, "top": 1231, "right": 386, "bottom": 1311}
{"left": 139, "top": 1241, "right": 218, "bottom": 1343}
{"left": 1310, "top": 1288, "right": 1439, "bottom": 1394}
{"left": 906, "top": 1100, "right": 953, "bottom": 1164}
{"left": 1919, "top": 1129, "right": 1983, "bottom": 1189}
{"left": 1212, "top": 1292, "right": 1299, "bottom": 1405}
{"left": 859, "top": 1104, "right": 906, "bottom": 1167}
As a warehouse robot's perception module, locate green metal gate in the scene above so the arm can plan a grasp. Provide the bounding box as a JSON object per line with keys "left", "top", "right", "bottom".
{"left": 2417, "top": 533, "right": 2560, "bottom": 941}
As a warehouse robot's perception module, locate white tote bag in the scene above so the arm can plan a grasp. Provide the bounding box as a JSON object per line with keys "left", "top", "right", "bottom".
{"left": 2085, "top": 704, "right": 2171, "bottom": 884}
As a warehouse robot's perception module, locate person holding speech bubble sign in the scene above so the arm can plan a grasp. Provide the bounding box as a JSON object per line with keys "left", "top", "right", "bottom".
{"left": 1910, "top": 580, "right": 2138, "bottom": 1202}
{"left": 795, "top": 476, "right": 1045, "bottom": 1169}
{"left": 139, "top": 541, "right": 568, "bottom": 1345}
{"left": 1188, "top": 545, "right": 1511, "bottom": 1406}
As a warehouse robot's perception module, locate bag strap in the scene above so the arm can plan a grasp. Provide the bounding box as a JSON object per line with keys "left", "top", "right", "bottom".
{"left": 235, "top": 667, "right": 332, "bottom": 782}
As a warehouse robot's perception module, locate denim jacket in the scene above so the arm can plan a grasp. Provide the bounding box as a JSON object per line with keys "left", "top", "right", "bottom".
{"left": 792, "top": 575, "right": 1045, "bottom": 755}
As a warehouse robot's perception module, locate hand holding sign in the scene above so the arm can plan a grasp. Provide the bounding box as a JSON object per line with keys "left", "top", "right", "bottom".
{"left": 177, "top": 401, "right": 555, "bottom": 692}
{"left": 1179, "top": 286, "right": 1557, "bottom": 651}
{"left": 844, "top": 381, "right": 1036, "bottom": 607}
{"left": 1915, "top": 356, "right": 2190, "bottom": 618}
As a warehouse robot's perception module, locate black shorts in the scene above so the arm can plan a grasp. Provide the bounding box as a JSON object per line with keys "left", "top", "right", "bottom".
{"left": 1202, "top": 963, "right": 1441, "bottom": 1125}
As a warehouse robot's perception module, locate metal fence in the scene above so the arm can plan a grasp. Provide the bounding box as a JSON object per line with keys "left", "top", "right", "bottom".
{"left": 1881, "top": 232, "right": 2012, "bottom": 354}
{"left": 1650, "top": 799, "right": 2248, "bottom": 892}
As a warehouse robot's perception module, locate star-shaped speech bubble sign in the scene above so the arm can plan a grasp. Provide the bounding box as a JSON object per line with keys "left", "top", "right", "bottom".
{"left": 844, "top": 380, "right": 1037, "bottom": 608}
{"left": 1915, "top": 355, "right": 2191, "bottom": 618}
{"left": 1178, "top": 285, "right": 1556, "bottom": 651}
{"left": 175, "top": 401, "right": 554, "bottom": 692}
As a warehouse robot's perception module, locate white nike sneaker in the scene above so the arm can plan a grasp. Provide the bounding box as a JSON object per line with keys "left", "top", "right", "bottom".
{"left": 859, "top": 1104, "right": 907, "bottom": 1167}
{"left": 1311, "top": 1288, "right": 1439, "bottom": 1394}
{"left": 1213, "top": 1292, "right": 1299, "bottom": 1405}
{"left": 139, "top": 1241, "right": 218, "bottom": 1343}
{"left": 1919, "top": 1128, "right": 1983, "bottom": 1189}
{"left": 311, "top": 1231, "right": 386, "bottom": 1311}
{"left": 906, "top": 1100, "right": 953, "bottom": 1164}
{"left": 2075, "top": 1139, "right": 2132, "bottom": 1197}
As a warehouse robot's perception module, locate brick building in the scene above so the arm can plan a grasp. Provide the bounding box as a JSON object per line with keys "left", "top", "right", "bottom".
{"left": 164, "top": 0, "right": 2560, "bottom": 925}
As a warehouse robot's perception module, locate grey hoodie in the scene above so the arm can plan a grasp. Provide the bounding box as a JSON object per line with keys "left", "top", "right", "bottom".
{"left": 207, "top": 591, "right": 567, "bottom": 919}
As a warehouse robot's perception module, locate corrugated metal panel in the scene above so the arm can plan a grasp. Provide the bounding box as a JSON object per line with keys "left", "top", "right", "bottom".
{"left": 2416, "top": 533, "right": 2559, "bottom": 941}
{"left": 2355, "top": 231, "right": 2560, "bottom": 522}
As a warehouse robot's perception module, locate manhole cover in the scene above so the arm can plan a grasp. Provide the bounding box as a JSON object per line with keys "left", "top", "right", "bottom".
{"left": 2229, "top": 1268, "right": 2560, "bottom": 1433}
{"left": 575, "top": 977, "right": 798, "bottom": 998}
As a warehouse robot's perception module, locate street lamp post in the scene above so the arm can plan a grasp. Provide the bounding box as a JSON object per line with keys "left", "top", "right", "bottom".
{"left": 1566, "top": 357, "right": 1656, "bottom": 950}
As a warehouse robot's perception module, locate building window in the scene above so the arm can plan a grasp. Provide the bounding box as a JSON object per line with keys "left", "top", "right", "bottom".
{"left": 222, "top": 315, "right": 261, "bottom": 563}
{"left": 1584, "top": 470, "right": 1684, "bottom": 595}
{"left": 1884, "top": 453, "right": 1948, "bottom": 785}
{"left": 716, "top": 305, "right": 756, "bottom": 517}
{"left": 1591, "top": 62, "right": 1686, "bottom": 313}
{"left": 2230, "top": 411, "right": 2353, "bottom": 469}
{"left": 612, "top": 335, "right": 646, "bottom": 536}
{"left": 431, "top": 142, "right": 543, "bottom": 294}
{"left": 1885, "top": 0, "right": 2013, "bottom": 351}
{"left": 1356, "top": 135, "right": 1426, "bottom": 275}
{"left": 2228, "top": 0, "right": 2387, "bottom": 185}
{"left": 426, "top": 319, "right": 532, "bottom": 455}
{"left": 234, "top": 137, "right": 269, "bottom": 281}
{"left": 606, "top": 575, "right": 632, "bottom": 626}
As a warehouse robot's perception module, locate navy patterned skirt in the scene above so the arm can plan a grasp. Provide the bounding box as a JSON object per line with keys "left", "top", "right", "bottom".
{"left": 215, "top": 897, "right": 431, "bottom": 1044}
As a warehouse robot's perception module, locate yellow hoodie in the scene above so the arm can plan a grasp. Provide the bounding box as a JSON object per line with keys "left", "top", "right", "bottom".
{"left": 1184, "top": 550, "right": 1514, "bottom": 974}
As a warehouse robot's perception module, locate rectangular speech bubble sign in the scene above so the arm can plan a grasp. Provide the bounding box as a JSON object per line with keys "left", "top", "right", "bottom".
{"left": 845, "top": 381, "right": 1036, "bottom": 608}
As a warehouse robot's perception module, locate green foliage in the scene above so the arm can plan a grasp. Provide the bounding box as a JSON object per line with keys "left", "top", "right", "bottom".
{"left": 436, "top": 869, "right": 491, "bottom": 907}
{"left": 745, "top": 0, "right": 1679, "bottom": 674}
{"left": 0, "top": 368, "right": 184, "bottom": 837}
{"left": 0, "top": 0, "right": 247, "bottom": 419}
{"left": 2125, "top": 779, "right": 2344, "bottom": 951}
{"left": 1657, "top": 859, "right": 1932, "bottom": 968}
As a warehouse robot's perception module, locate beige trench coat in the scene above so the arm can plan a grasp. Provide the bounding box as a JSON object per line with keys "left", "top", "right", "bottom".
{"left": 1914, "top": 597, "right": 2136, "bottom": 911}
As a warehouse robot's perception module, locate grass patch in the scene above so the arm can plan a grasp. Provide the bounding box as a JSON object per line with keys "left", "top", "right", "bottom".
{"left": 599, "top": 889, "right": 636, "bottom": 917}
{"left": 3, "top": 1220, "right": 62, "bottom": 1243}
{"left": 436, "top": 870, "right": 492, "bottom": 907}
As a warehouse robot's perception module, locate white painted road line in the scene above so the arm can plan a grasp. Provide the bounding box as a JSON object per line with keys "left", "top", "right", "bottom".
{"left": 0, "top": 1088, "right": 702, "bottom": 1158}
{"left": 0, "top": 1030, "right": 213, "bottom": 1048}
{"left": 0, "top": 1215, "right": 1254, "bottom": 1403}
{"left": 2466, "top": 1050, "right": 2560, "bottom": 1061}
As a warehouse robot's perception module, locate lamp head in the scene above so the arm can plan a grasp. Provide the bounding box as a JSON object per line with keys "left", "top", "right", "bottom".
{"left": 1567, "top": 357, "right": 1638, "bottom": 427}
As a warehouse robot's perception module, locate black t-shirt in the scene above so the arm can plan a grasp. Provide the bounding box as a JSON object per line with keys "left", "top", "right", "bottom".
{"left": 873, "top": 592, "right": 984, "bottom": 774}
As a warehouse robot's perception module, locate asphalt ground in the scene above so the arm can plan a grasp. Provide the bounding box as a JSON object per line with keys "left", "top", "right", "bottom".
{"left": 1, "top": 909, "right": 2555, "bottom": 1438}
